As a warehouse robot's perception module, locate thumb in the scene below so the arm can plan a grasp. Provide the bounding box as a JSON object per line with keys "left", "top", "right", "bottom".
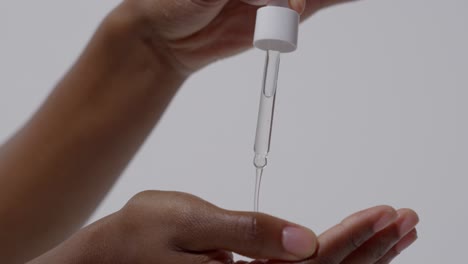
{"left": 174, "top": 208, "right": 318, "bottom": 261}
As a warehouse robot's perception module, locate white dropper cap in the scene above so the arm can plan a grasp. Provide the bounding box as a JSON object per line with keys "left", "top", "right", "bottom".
{"left": 253, "top": 0, "right": 300, "bottom": 53}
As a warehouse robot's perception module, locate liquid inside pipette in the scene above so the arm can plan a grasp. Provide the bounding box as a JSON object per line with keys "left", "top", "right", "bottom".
{"left": 253, "top": 50, "right": 281, "bottom": 212}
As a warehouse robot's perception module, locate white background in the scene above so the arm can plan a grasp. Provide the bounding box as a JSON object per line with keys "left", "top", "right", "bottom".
{"left": 1, "top": 0, "right": 467, "bottom": 263}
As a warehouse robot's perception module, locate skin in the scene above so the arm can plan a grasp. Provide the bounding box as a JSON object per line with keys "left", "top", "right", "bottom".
{"left": 29, "top": 191, "right": 418, "bottom": 264}
{"left": 0, "top": 0, "right": 419, "bottom": 263}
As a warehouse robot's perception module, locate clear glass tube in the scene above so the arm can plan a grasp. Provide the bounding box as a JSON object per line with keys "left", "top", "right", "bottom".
{"left": 253, "top": 50, "right": 281, "bottom": 212}
{"left": 253, "top": 50, "right": 281, "bottom": 170}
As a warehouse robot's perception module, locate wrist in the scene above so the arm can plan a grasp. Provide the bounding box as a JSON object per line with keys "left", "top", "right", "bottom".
{"left": 104, "top": 2, "right": 190, "bottom": 79}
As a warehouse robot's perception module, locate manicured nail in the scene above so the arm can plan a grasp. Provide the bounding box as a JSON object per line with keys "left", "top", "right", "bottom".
{"left": 373, "top": 211, "right": 397, "bottom": 232}
{"left": 282, "top": 226, "right": 317, "bottom": 259}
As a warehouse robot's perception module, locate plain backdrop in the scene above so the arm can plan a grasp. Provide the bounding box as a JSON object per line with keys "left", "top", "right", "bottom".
{"left": 1, "top": 0, "right": 467, "bottom": 263}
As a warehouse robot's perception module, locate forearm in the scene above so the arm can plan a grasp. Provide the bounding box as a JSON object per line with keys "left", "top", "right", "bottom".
{"left": 0, "top": 3, "right": 184, "bottom": 262}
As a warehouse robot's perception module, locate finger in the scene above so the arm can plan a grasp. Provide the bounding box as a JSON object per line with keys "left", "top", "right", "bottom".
{"left": 203, "top": 250, "right": 235, "bottom": 264}
{"left": 261, "top": 230, "right": 419, "bottom": 264}
{"left": 242, "top": 0, "right": 306, "bottom": 14}
{"left": 312, "top": 205, "right": 398, "bottom": 263}
{"left": 148, "top": 0, "right": 231, "bottom": 39}
{"left": 176, "top": 210, "right": 317, "bottom": 261}
{"left": 241, "top": 0, "right": 270, "bottom": 5}
{"left": 172, "top": 204, "right": 317, "bottom": 261}
{"left": 289, "top": 0, "right": 307, "bottom": 14}
{"left": 340, "top": 208, "right": 419, "bottom": 263}
{"left": 173, "top": 249, "right": 234, "bottom": 264}
{"left": 375, "top": 229, "right": 418, "bottom": 264}
{"left": 302, "top": 0, "right": 360, "bottom": 19}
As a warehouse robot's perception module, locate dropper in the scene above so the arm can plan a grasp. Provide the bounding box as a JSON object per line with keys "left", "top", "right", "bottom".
{"left": 252, "top": 0, "right": 300, "bottom": 211}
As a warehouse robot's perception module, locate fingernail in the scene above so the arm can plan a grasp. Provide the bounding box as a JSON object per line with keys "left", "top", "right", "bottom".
{"left": 398, "top": 213, "right": 420, "bottom": 236}
{"left": 373, "top": 211, "right": 397, "bottom": 232}
{"left": 282, "top": 226, "right": 317, "bottom": 259}
{"left": 289, "top": 0, "right": 306, "bottom": 14}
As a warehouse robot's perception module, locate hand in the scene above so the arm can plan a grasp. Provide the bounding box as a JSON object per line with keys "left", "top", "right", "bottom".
{"left": 249, "top": 206, "right": 419, "bottom": 264}
{"left": 30, "top": 191, "right": 418, "bottom": 264}
{"left": 0, "top": 1, "right": 376, "bottom": 262}
{"left": 118, "top": 0, "right": 356, "bottom": 74}
{"left": 30, "top": 191, "right": 318, "bottom": 263}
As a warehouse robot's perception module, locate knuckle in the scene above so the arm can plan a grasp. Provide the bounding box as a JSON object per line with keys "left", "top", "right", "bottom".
{"left": 121, "top": 190, "right": 195, "bottom": 222}
{"left": 118, "top": 191, "right": 157, "bottom": 228}
{"left": 128, "top": 190, "right": 154, "bottom": 205}
{"left": 122, "top": 190, "right": 153, "bottom": 214}
{"left": 119, "top": 191, "right": 212, "bottom": 244}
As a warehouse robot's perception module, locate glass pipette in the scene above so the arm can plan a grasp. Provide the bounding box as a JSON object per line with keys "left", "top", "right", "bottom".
{"left": 253, "top": 50, "right": 281, "bottom": 211}
{"left": 250, "top": 0, "right": 299, "bottom": 212}
{"left": 254, "top": 50, "right": 280, "bottom": 170}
